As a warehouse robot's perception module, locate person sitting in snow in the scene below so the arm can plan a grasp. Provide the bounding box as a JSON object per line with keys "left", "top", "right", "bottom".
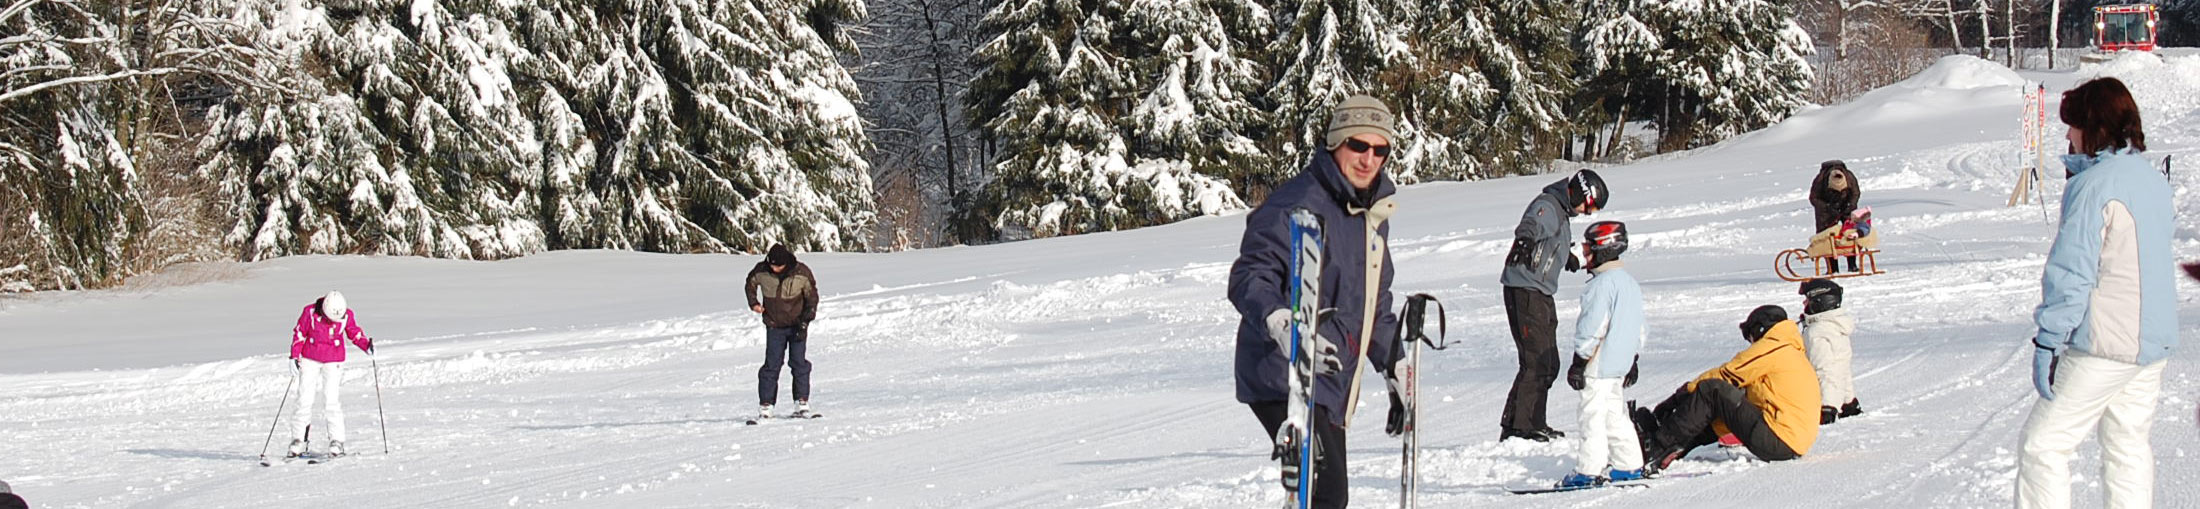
{"left": 1808, "top": 160, "right": 1863, "bottom": 272}
{"left": 746, "top": 244, "right": 820, "bottom": 420}
{"left": 286, "top": 291, "right": 374, "bottom": 459}
{"left": 1557, "top": 221, "right": 1646, "bottom": 488}
{"left": 1799, "top": 279, "right": 1861, "bottom": 424}
{"left": 1228, "top": 94, "right": 1407, "bottom": 509}
{"left": 1635, "top": 305, "right": 1819, "bottom": 474}
{"left": 2017, "top": 76, "right": 2177, "bottom": 509}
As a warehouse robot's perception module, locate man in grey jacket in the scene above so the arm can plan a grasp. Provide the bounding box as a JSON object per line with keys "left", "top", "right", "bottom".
{"left": 1497, "top": 169, "right": 1608, "bottom": 442}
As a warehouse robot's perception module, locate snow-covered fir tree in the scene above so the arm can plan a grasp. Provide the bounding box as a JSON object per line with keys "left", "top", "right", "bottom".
{"left": 1261, "top": 0, "right": 1410, "bottom": 187}
{"left": 1573, "top": 0, "right": 1662, "bottom": 157}
{"left": 197, "top": 0, "right": 876, "bottom": 262}
{"left": 963, "top": 0, "right": 1248, "bottom": 240}
{"left": 1391, "top": 0, "right": 1577, "bottom": 182}
{"left": 1117, "top": 0, "right": 1266, "bottom": 208}
{"left": 1633, "top": 0, "right": 1816, "bottom": 149}
{"left": 1, "top": 0, "right": 262, "bottom": 290}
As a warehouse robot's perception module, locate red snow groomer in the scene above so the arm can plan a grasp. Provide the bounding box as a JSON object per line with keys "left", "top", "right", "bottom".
{"left": 1775, "top": 207, "right": 1884, "bottom": 282}
{"left": 2089, "top": 4, "right": 2160, "bottom": 58}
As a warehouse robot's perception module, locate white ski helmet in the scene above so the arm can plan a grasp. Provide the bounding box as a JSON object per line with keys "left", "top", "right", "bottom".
{"left": 321, "top": 291, "right": 348, "bottom": 322}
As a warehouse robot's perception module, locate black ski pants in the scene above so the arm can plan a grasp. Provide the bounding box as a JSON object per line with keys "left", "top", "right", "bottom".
{"left": 758, "top": 326, "right": 811, "bottom": 406}
{"left": 1647, "top": 379, "right": 1799, "bottom": 461}
{"left": 1251, "top": 401, "right": 1348, "bottom": 509}
{"left": 1500, "top": 286, "right": 1559, "bottom": 433}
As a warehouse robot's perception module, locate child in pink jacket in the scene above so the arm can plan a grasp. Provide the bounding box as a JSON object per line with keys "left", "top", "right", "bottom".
{"left": 287, "top": 291, "right": 374, "bottom": 458}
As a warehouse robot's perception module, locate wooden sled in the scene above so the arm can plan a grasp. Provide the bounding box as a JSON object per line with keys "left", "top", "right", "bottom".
{"left": 1775, "top": 245, "right": 1885, "bottom": 282}
{"left": 1774, "top": 225, "right": 1885, "bottom": 282}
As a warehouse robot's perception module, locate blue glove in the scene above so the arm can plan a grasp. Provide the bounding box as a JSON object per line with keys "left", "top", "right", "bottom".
{"left": 2031, "top": 345, "right": 2058, "bottom": 400}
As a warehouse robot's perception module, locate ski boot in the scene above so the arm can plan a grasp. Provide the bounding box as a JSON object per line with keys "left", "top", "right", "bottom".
{"left": 1607, "top": 468, "right": 1645, "bottom": 482}
{"left": 791, "top": 400, "right": 814, "bottom": 419}
{"left": 1556, "top": 472, "right": 1606, "bottom": 488}
{"left": 285, "top": 439, "right": 307, "bottom": 458}
{"left": 327, "top": 440, "right": 347, "bottom": 457}
{"left": 1821, "top": 406, "right": 1839, "bottom": 425}
{"left": 1838, "top": 399, "right": 1863, "bottom": 419}
{"left": 758, "top": 404, "right": 773, "bottom": 420}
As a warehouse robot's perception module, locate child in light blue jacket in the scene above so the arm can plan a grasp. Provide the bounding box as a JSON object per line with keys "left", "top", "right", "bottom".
{"left": 1559, "top": 221, "right": 1645, "bottom": 488}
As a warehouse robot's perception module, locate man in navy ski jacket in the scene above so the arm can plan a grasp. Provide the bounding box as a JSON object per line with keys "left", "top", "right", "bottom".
{"left": 1229, "top": 95, "right": 1405, "bottom": 509}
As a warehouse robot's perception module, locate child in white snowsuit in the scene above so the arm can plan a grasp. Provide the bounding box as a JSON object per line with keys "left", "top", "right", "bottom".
{"left": 1560, "top": 221, "right": 1644, "bottom": 487}
{"left": 1799, "top": 279, "right": 1860, "bottom": 424}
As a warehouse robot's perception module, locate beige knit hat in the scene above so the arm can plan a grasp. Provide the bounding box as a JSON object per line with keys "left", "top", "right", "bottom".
{"left": 1324, "top": 95, "right": 1397, "bottom": 150}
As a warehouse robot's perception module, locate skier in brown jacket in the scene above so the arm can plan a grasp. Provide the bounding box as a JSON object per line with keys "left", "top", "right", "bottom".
{"left": 746, "top": 244, "right": 819, "bottom": 420}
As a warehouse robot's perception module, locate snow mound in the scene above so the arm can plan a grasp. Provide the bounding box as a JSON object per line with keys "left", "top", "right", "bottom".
{"left": 1893, "top": 55, "right": 2026, "bottom": 91}
{"left": 2080, "top": 52, "right": 2200, "bottom": 125}
{"left": 1731, "top": 55, "right": 2021, "bottom": 148}
{"left": 2081, "top": 50, "right": 2167, "bottom": 79}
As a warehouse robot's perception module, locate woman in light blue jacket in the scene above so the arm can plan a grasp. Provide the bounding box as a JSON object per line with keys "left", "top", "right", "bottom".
{"left": 2017, "top": 77, "right": 2178, "bottom": 509}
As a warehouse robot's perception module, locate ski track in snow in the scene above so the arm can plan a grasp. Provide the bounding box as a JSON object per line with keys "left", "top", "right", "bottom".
{"left": 4, "top": 55, "right": 2200, "bottom": 508}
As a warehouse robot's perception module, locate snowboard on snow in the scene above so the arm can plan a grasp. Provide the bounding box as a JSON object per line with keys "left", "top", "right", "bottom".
{"left": 1281, "top": 208, "right": 1324, "bottom": 509}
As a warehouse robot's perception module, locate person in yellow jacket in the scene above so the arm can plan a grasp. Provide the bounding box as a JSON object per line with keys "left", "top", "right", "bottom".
{"left": 1634, "top": 305, "right": 1821, "bottom": 474}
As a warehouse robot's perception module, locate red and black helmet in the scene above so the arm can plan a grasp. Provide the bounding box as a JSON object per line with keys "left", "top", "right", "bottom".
{"left": 1583, "top": 220, "right": 1628, "bottom": 260}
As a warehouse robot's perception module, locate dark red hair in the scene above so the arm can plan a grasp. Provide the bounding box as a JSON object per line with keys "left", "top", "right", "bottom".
{"left": 2059, "top": 77, "right": 2146, "bottom": 154}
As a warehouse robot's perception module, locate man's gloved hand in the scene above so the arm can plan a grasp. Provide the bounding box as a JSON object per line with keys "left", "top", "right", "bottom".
{"left": 1624, "top": 356, "right": 1640, "bottom": 388}
{"left": 1267, "top": 309, "right": 1341, "bottom": 375}
{"left": 1567, "top": 354, "right": 1590, "bottom": 391}
{"left": 2032, "top": 344, "right": 2059, "bottom": 400}
{"left": 359, "top": 337, "right": 374, "bottom": 355}
{"left": 795, "top": 324, "right": 809, "bottom": 342}
{"left": 1564, "top": 244, "right": 1584, "bottom": 272}
{"left": 1505, "top": 238, "right": 1534, "bottom": 267}
{"left": 1385, "top": 374, "right": 1411, "bottom": 437}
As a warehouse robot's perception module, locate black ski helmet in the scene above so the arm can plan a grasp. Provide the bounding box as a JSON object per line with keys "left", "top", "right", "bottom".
{"left": 1582, "top": 221, "right": 1628, "bottom": 266}
{"left": 1568, "top": 169, "right": 1609, "bottom": 212}
{"left": 1739, "top": 305, "right": 1788, "bottom": 342}
{"left": 1799, "top": 278, "right": 1843, "bottom": 314}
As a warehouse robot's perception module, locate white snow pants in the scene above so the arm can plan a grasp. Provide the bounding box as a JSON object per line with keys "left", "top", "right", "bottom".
{"left": 1575, "top": 377, "right": 1643, "bottom": 475}
{"left": 2016, "top": 352, "right": 2164, "bottom": 509}
{"left": 1806, "top": 330, "right": 1855, "bottom": 407}
{"left": 290, "top": 359, "right": 348, "bottom": 443}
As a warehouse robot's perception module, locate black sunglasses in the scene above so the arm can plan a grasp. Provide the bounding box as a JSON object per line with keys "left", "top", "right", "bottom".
{"left": 1343, "top": 138, "right": 1392, "bottom": 158}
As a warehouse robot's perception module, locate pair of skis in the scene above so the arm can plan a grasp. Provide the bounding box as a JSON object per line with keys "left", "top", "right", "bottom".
{"left": 259, "top": 425, "right": 347, "bottom": 466}
{"left": 1281, "top": 209, "right": 1323, "bottom": 509}
{"left": 746, "top": 410, "right": 823, "bottom": 426}
{"left": 1279, "top": 209, "right": 1451, "bottom": 509}
{"left": 1505, "top": 471, "right": 1713, "bottom": 495}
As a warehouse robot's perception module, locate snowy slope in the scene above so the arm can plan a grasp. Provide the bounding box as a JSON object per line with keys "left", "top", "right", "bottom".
{"left": 2, "top": 54, "right": 2198, "bottom": 508}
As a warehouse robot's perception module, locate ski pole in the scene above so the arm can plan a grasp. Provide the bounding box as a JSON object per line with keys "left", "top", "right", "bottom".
{"left": 258, "top": 366, "right": 300, "bottom": 463}
{"left": 371, "top": 350, "right": 390, "bottom": 454}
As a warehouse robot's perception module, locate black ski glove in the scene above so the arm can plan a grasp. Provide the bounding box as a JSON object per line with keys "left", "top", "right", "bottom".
{"left": 794, "top": 324, "right": 809, "bottom": 342}
{"left": 1624, "top": 356, "right": 1640, "bottom": 388}
{"left": 1564, "top": 246, "right": 1583, "bottom": 273}
{"left": 1505, "top": 238, "right": 1533, "bottom": 267}
{"left": 1386, "top": 391, "right": 1408, "bottom": 437}
{"left": 1567, "top": 355, "right": 1589, "bottom": 391}
{"left": 1384, "top": 373, "right": 1411, "bottom": 437}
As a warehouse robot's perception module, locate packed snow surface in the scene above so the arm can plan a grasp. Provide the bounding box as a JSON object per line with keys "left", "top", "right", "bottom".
{"left": 2, "top": 57, "right": 2198, "bottom": 508}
